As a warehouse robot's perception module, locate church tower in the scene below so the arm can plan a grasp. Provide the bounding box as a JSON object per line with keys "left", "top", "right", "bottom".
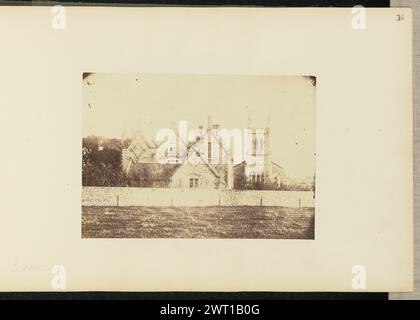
{"left": 245, "top": 113, "right": 272, "bottom": 183}
{"left": 263, "top": 116, "right": 272, "bottom": 181}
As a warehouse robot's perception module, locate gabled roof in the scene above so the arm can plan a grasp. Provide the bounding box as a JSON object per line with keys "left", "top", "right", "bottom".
{"left": 175, "top": 132, "right": 227, "bottom": 181}
{"left": 128, "top": 130, "right": 157, "bottom": 151}
{"left": 129, "top": 163, "right": 181, "bottom": 181}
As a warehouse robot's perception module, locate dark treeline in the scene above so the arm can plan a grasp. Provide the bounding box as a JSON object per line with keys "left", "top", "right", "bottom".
{"left": 233, "top": 165, "right": 314, "bottom": 192}
{"left": 82, "top": 136, "right": 128, "bottom": 187}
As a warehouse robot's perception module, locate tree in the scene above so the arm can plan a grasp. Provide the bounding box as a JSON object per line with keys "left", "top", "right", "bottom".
{"left": 82, "top": 136, "right": 127, "bottom": 187}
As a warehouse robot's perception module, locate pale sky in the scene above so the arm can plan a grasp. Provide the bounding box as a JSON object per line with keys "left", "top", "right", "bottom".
{"left": 82, "top": 73, "right": 315, "bottom": 178}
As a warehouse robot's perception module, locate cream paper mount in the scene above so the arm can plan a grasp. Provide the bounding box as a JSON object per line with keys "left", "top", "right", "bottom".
{"left": 0, "top": 7, "right": 413, "bottom": 292}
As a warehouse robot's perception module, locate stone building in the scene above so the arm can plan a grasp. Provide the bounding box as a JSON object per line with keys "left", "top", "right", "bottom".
{"left": 121, "top": 116, "right": 286, "bottom": 189}
{"left": 122, "top": 119, "right": 231, "bottom": 189}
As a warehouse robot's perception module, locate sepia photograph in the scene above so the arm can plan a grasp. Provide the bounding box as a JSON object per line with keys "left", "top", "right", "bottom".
{"left": 0, "top": 6, "right": 413, "bottom": 294}
{"left": 82, "top": 73, "right": 316, "bottom": 239}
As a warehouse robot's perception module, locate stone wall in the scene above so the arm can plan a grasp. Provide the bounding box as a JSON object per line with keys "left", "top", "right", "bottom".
{"left": 82, "top": 187, "right": 315, "bottom": 208}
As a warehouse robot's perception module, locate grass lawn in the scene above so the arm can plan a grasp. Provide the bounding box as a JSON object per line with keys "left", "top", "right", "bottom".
{"left": 82, "top": 206, "right": 314, "bottom": 239}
